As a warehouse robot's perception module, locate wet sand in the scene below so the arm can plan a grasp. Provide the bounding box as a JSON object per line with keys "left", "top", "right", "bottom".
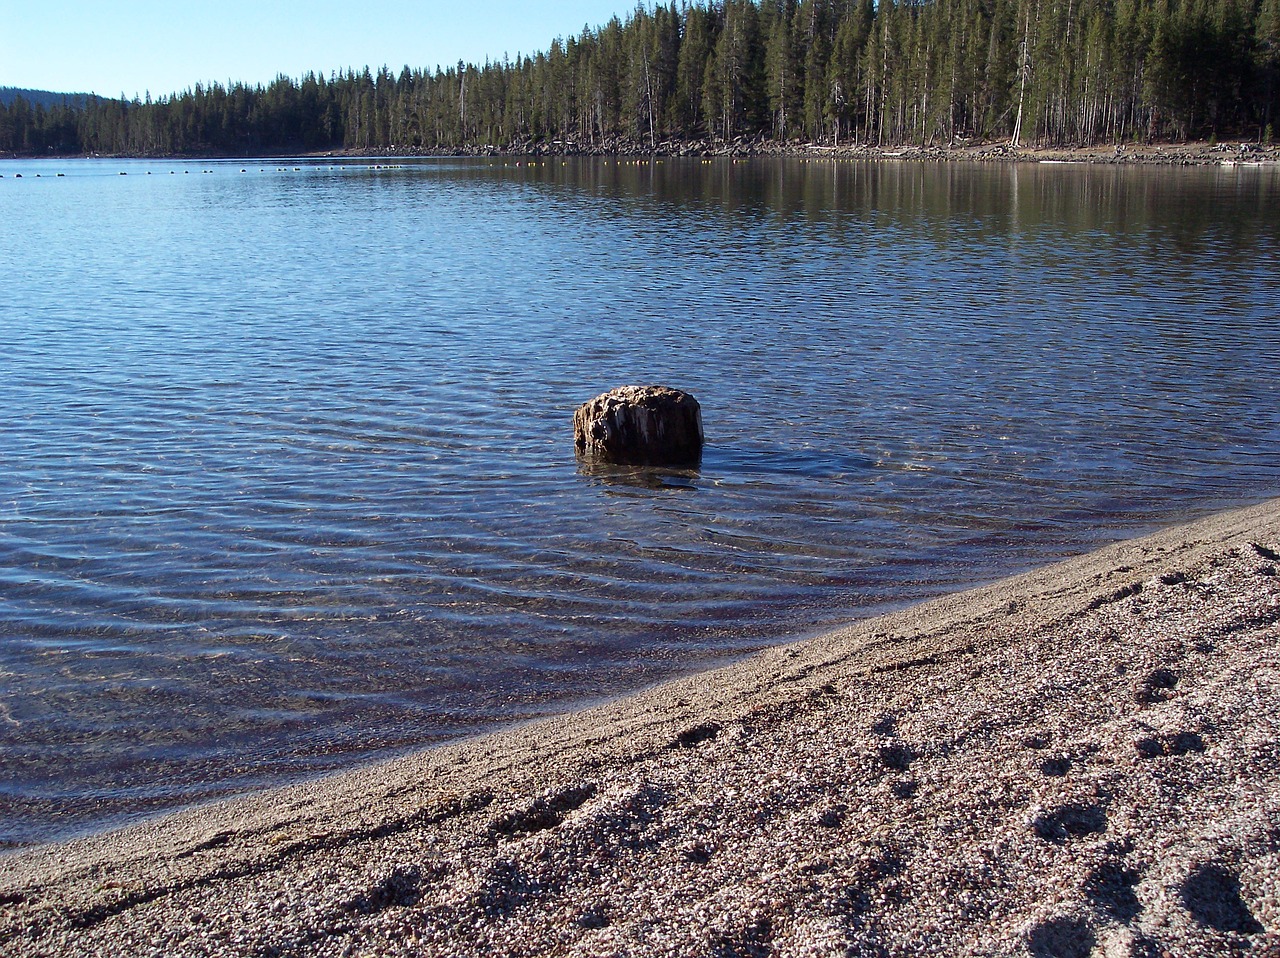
{"left": 2, "top": 499, "right": 1279, "bottom": 956}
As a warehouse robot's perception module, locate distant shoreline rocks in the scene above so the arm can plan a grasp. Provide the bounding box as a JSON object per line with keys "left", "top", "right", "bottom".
{"left": 4, "top": 139, "right": 1277, "bottom": 167}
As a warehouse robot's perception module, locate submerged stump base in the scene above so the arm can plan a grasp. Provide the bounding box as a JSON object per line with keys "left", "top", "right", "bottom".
{"left": 573, "top": 385, "right": 704, "bottom": 466}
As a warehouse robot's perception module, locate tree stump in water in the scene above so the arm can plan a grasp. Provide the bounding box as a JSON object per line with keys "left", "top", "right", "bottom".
{"left": 573, "top": 385, "right": 704, "bottom": 466}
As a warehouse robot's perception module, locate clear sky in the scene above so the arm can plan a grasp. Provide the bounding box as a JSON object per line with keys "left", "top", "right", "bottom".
{"left": 1, "top": 0, "right": 636, "bottom": 99}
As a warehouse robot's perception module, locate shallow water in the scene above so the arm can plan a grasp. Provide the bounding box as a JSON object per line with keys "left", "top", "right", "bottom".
{"left": 1, "top": 156, "right": 1278, "bottom": 846}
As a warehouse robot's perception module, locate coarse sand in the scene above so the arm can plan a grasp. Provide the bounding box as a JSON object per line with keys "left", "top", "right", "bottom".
{"left": 3, "top": 499, "right": 1279, "bottom": 957}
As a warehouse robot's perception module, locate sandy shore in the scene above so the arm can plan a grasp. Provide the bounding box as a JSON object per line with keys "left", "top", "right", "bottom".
{"left": 3, "top": 500, "right": 1279, "bottom": 956}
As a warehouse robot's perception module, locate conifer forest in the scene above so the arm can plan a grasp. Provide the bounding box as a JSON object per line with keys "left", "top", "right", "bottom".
{"left": 3, "top": 0, "right": 1278, "bottom": 155}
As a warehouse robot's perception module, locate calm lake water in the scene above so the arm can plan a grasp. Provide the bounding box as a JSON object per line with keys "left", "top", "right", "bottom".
{"left": 1, "top": 156, "right": 1278, "bottom": 847}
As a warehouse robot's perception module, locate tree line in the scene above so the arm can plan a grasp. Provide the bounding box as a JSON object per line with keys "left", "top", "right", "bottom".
{"left": 3, "top": 0, "right": 1278, "bottom": 156}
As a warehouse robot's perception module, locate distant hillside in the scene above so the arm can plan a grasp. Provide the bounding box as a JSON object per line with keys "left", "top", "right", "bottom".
{"left": 0, "top": 87, "right": 90, "bottom": 109}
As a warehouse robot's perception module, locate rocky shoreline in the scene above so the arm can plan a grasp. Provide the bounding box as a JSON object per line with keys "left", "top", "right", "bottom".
{"left": 333, "top": 136, "right": 1280, "bottom": 167}
{"left": 6, "top": 138, "right": 1279, "bottom": 167}
{"left": 2, "top": 498, "right": 1278, "bottom": 956}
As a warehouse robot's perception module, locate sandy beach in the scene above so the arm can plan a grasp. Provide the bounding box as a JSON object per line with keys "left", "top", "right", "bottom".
{"left": 2, "top": 499, "right": 1278, "bottom": 956}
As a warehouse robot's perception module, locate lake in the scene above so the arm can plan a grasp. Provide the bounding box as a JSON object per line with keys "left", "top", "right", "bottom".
{"left": 1, "top": 156, "right": 1277, "bottom": 847}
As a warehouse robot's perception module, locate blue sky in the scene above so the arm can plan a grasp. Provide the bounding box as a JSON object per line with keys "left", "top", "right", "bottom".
{"left": 1, "top": 0, "right": 635, "bottom": 98}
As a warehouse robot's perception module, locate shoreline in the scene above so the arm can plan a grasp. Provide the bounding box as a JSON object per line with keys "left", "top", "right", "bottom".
{"left": 4, "top": 139, "right": 1279, "bottom": 167}
{"left": 2, "top": 498, "right": 1278, "bottom": 955}
{"left": 418, "top": 137, "right": 1280, "bottom": 167}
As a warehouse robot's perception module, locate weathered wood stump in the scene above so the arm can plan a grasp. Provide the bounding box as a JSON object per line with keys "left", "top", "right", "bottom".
{"left": 573, "top": 385, "right": 704, "bottom": 466}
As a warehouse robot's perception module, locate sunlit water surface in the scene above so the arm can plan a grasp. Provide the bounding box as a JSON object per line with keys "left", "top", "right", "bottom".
{"left": 1, "top": 156, "right": 1277, "bottom": 846}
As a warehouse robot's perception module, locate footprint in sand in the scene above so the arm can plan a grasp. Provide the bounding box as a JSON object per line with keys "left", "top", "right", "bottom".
{"left": 1180, "top": 863, "right": 1264, "bottom": 934}
{"left": 1039, "top": 754, "right": 1073, "bottom": 777}
{"left": 1134, "top": 730, "right": 1205, "bottom": 759}
{"left": 671, "top": 722, "right": 721, "bottom": 749}
{"left": 343, "top": 864, "right": 429, "bottom": 914}
{"left": 488, "top": 783, "right": 597, "bottom": 837}
{"left": 1083, "top": 859, "right": 1143, "bottom": 922}
{"left": 1032, "top": 803, "right": 1107, "bottom": 844}
{"left": 878, "top": 742, "right": 915, "bottom": 772}
{"left": 1027, "top": 915, "right": 1095, "bottom": 958}
{"left": 1134, "top": 668, "right": 1180, "bottom": 705}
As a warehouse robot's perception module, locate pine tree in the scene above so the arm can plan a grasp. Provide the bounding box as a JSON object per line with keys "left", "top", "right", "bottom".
{"left": 765, "top": 0, "right": 802, "bottom": 138}
{"left": 1256, "top": 0, "right": 1280, "bottom": 133}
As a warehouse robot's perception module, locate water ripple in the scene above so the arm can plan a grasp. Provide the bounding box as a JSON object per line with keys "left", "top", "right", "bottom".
{"left": 1, "top": 156, "right": 1278, "bottom": 845}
